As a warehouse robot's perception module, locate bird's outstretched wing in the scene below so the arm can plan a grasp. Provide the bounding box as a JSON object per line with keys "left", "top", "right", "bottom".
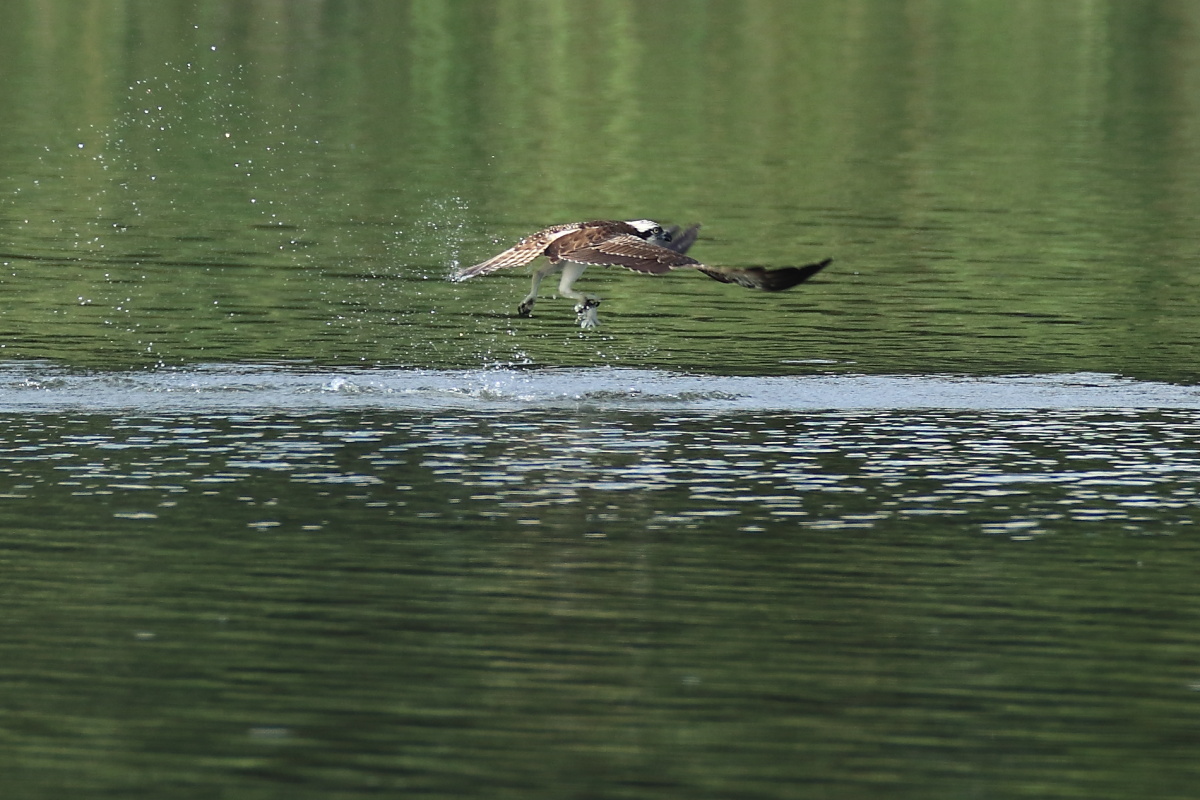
{"left": 560, "top": 234, "right": 703, "bottom": 275}
{"left": 452, "top": 223, "right": 580, "bottom": 281}
{"left": 566, "top": 232, "right": 831, "bottom": 290}
{"left": 696, "top": 258, "right": 832, "bottom": 291}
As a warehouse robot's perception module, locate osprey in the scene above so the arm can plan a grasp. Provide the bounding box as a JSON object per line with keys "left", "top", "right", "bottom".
{"left": 452, "top": 219, "right": 831, "bottom": 328}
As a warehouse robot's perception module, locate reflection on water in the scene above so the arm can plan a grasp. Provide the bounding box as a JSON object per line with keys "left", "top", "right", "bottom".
{"left": 4, "top": 400, "right": 1200, "bottom": 797}
{"left": 5, "top": 380, "right": 1200, "bottom": 538}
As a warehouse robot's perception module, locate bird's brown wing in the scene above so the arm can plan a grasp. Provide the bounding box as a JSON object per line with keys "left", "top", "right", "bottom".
{"left": 561, "top": 234, "right": 702, "bottom": 275}
{"left": 567, "top": 232, "right": 830, "bottom": 290}
{"left": 696, "top": 258, "right": 832, "bottom": 291}
{"left": 452, "top": 223, "right": 581, "bottom": 281}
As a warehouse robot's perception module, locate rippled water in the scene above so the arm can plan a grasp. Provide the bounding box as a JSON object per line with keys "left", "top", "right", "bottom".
{"left": 6, "top": 366, "right": 1200, "bottom": 538}
{"left": 5, "top": 381, "right": 1200, "bottom": 796}
{"left": 5, "top": 363, "right": 1200, "bottom": 413}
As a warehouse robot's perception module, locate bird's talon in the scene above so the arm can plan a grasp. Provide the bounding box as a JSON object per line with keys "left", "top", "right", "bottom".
{"left": 575, "top": 298, "right": 601, "bottom": 329}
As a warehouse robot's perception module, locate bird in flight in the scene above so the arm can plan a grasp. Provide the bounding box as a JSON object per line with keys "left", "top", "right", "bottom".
{"left": 451, "top": 219, "right": 831, "bottom": 328}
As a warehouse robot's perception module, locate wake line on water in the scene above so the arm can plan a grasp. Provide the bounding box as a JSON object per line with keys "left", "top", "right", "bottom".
{"left": 1, "top": 363, "right": 1199, "bottom": 413}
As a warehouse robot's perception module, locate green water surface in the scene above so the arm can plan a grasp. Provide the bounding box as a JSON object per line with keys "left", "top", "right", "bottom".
{"left": 2, "top": 0, "right": 1198, "bottom": 377}
{"left": 3, "top": 3, "right": 1200, "bottom": 799}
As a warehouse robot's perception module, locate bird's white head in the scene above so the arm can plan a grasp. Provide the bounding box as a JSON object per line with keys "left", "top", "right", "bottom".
{"left": 625, "top": 219, "right": 668, "bottom": 242}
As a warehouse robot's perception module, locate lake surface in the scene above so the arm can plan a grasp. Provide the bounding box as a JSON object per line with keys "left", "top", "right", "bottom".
{"left": 4, "top": 2, "right": 1200, "bottom": 798}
